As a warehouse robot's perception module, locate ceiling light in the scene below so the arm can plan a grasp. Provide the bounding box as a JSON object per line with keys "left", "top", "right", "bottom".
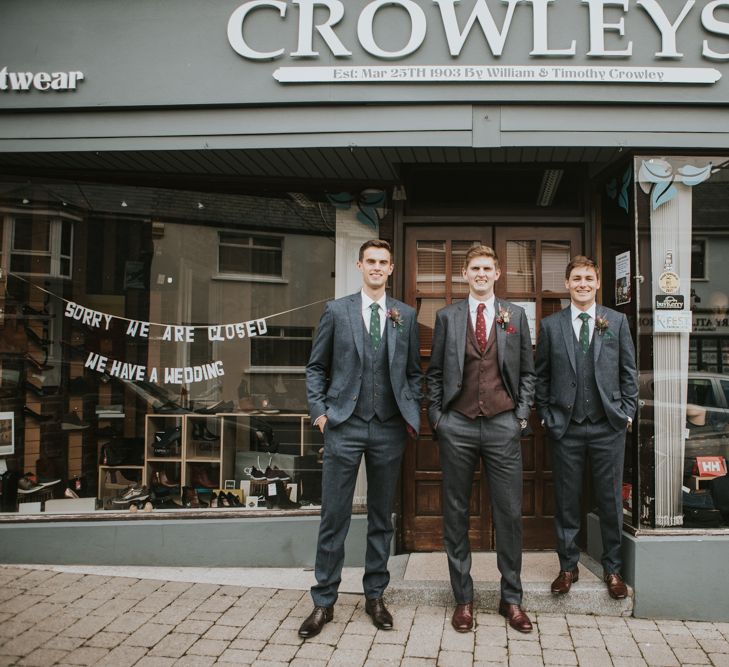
{"left": 537, "top": 169, "right": 564, "bottom": 207}
{"left": 121, "top": 201, "right": 128, "bottom": 208}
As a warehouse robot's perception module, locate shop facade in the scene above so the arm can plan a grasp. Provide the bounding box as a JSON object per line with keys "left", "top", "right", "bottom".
{"left": 2, "top": 0, "right": 729, "bottom": 620}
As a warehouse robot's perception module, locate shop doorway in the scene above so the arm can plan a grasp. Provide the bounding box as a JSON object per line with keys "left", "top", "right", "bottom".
{"left": 401, "top": 225, "right": 582, "bottom": 551}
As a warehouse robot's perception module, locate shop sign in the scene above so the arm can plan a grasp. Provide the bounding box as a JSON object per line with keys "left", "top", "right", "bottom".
{"left": 0, "top": 66, "right": 85, "bottom": 92}
{"left": 228, "top": 0, "right": 728, "bottom": 85}
{"left": 655, "top": 294, "right": 684, "bottom": 310}
{"left": 654, "top": 310, "right": 692, "bottom": 333}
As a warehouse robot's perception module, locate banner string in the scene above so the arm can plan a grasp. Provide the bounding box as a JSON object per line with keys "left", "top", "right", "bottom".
{"left": 5, "top": 272, "right": 329, "bottom": 330}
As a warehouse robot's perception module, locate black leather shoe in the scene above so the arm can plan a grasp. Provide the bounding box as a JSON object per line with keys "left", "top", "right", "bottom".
{"left": 298, "top": 606, "right": 333, "bottom": 638}
{"left": 365, "top": 597, "right": 393, "bottom": 630}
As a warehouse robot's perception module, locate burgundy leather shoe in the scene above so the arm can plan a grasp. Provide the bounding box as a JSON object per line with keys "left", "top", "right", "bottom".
{"left": 551, "top": 566, "right": 579, "bottom": 595}
{"left": 604, "top": 573, "right": 628, "bottom": 599}
{"left": 365, "top": 597, "right": 393, "bottom": 630}
{"left": 498, "top": 600, "right": 533, "bottom": 633}
{"left": 298, "top": 606, "right": 333, "bottom": 638}
{"left": 451, "top": 602, "right": 473, "bottom": 632}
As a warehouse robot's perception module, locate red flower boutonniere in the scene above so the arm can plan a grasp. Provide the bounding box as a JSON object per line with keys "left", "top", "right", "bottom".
{"left": 496, "top": 305, "right": 517, "bottom": 334}
{"left": 595, "top": 316, "right": 611, "bottom": 337}
{"left": 387, "top": 307, "right": 404, "bottom": 332}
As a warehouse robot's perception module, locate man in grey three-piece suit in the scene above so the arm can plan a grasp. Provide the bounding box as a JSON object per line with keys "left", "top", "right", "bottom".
{"left": 299, "top": 239, "right": 422, "bottom": 639}
{"left": 535, "top": 255, "right": 638, "bottom": 600}
{"left": 427, "top": 245, "right": 535, "bottom": 634}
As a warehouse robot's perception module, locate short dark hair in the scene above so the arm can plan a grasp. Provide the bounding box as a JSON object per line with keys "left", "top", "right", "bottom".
{"left": 462, "top": 244, "right": 499, "bottom": 271}
{"left": 565, "top": 255, "right": 600, "bottom": 280}
{"left": 359, "top": 239, "right": 392, "bottom": 262}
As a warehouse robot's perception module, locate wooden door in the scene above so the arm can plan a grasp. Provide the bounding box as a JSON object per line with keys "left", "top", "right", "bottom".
{"left": 401, "top": 225, "right": 582, "bottom": 552}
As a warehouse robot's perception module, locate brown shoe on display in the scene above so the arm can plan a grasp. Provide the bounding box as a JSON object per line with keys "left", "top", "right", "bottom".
{"left": 551, "top": 566, "right": 579, "bottom": 595}
{"left": 604, "top": 572, "right": 628, "bottom": 599}
{"left": 365, "top": 597, "right": 393, "bottom": 630}
{"left": 298, "top": 606, "right": 333, "bottom": 638}
{"left": 498, "top": 601, "right": 533, "bottom": 633}
{"left": 451, "top": 602, "right": 473, "bottom": 632}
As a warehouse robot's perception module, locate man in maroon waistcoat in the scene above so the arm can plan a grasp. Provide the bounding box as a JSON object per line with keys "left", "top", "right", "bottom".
{"left": 427, "top": 245, "right": 535, "bottom": 633}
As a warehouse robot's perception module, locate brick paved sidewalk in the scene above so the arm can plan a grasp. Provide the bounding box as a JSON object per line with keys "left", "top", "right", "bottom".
{"left": 1, "top": 566, "right": 729, "bottom": 666}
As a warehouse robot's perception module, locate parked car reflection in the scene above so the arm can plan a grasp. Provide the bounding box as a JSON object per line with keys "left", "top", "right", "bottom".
{"left": 639, "top": 371, "right": 729, "bottom": 473}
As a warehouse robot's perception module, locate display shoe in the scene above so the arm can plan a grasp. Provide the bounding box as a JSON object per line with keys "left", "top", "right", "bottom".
{"left": 275, "top": 481, "right": 300, "bottom": 509}
{"left": 64, "top": 487, "right": 80, "bottom": 499}
{"left": 61, "top": 410, "right": 90, "bottom": 431}
{"left": 182, "top": 486, "right": 202, "bottom": 508}
{"left": 244, "top": 466, "right": 266, "bottom": 481}
{"left": 190, "top": 466, "right": 218, "bottom": 489}
{"left": 265, "top": 466, "right": 280, "bottom": 482}
{"left": 25, "top": 381, "right": 57, "bottom": 398}
{"left": 194, "top": 400, "right": 234, "bottom": 414}
{"left": 153, "top": 426, "right": 181, "bottom": 455}
{"left": 17, "top": 475, "right": 43, "bottom": 494}
{"left": 226, "top": 492, "right": 242, "bottom": 507}
{"left": 153, "top": 469, "right": 179, "bottom": 488}
{"left": 112, "top": 485, "right": 150, "bottom": 505}
{"left": 192, "top": 422, "right": 219, "bottom": 441}
{"left": 273, "top": 466, "right": 291, "bottom": 483}
{"left": 143, "top": 501, "right": 153, "bottom": 512}
{"left": 217, "top": 492, "right": 230, "bottom": 508}
{"left": 23, "top": 405, "right": 53, "bottom": 422}
{"left": 210, "top": 492, "right": 219, "bottom": 508}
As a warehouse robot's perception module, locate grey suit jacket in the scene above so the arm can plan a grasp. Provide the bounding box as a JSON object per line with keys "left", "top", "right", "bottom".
{"left": 426, "top": 299, "right": 535, "bottom": 429}
{"left": 306, "top": 292, "right": 422, "bottom": 432}
{"left": 534, "top": 305, "right": 638, "bottom": 440}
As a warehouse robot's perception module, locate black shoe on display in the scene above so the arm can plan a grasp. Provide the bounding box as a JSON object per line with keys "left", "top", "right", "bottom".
{"left": 61, "top": 410, "right": 90, "bottom": 431}
{"left": 275, "top": 481, "right": 300, "bottom": 509}
{"left": 23, "top": 405, "right": 53, "bottom": 422}
{"left": 244, "top": 466, "right": 266, "bottom": 481}
{"left": 24, "top": 353, "right": 53, "bottom": 371}
{"left": 194, "top": 400, "right": 234, "bottom": 414}
{"left": 153, "top": 426, "right": 182, "bottom": 455}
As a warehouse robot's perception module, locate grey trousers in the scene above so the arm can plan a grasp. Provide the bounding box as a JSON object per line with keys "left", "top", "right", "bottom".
{"left": 438, "top": 409, "right": 524, "bottom": 605}
{"left": 552, "top": 418, "right": 625, "bottom": 574}
{"left": 311, "top": 414, "right": 406, "bottom": 608}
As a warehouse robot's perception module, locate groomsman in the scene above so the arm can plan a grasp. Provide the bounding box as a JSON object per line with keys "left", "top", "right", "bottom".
{"left": 427, "top": 245, "right": 535, "bottom": 633}
{"left": 300, "top": 239, "right": 422, "bottom": 638}
{"left": 535, "top": 256, "right": 638, "bottom": 599}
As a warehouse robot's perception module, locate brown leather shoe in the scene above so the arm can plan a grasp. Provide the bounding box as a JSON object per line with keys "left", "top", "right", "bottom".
{"left": 365, "top": 597, "right": 393, "bottom": 630}
{"left": 551, "top": 566, "right": 579, "bottom": 595}
{"left": 498, "top": 600, "right": 533, "bottom": 633}
{"left": 298, "top": 606, "right": 333, "bottom": 638}
{"left": 451, "top": 602, "right": 473, "bottom": 632}
{"left": 604, "top": 573, "right": 628, "bottom": 599}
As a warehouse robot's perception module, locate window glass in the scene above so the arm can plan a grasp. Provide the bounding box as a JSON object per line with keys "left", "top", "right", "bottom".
{"left": 0, "top": 179, "right": 335, "bottom": 516}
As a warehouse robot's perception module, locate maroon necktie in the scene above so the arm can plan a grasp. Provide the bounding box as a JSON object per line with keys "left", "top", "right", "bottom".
{"left": 476, "top": 303, "right": 487, "bottom": 352}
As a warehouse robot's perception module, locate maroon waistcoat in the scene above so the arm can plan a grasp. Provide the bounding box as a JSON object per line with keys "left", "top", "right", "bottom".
{"left": 450, "top": 316, "right": 515, "bottom": 419}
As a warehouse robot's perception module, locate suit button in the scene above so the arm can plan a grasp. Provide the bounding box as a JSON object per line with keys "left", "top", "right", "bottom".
{"left": 353, "top": 395, "right": 358, "bottom": 401}
{"left": 457, "top": 382, "right": 462, "bottom": 388}
{"left": 571, "top": 382, "right": 576, "bottom": 387}
{"left": 567, "top": 404, "right": 572, "bottom": 409}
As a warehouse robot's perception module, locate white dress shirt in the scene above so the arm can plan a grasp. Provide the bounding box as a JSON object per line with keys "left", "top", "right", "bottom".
{"left": 468, "top": 294, "right": 495, "bottom": 335}
{"left": 361, "top": 290, "right": 387, "bottom": 337}
{"left": 570, "top": 303, "right": 597, "bottom": 344}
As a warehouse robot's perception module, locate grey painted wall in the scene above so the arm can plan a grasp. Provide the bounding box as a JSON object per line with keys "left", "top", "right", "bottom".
{"left": 0, "top": 515, "right": 369, "bottom": 568}
{"left": 1, "top": 0, "right": 729, "bottom": 110}
{"left": 587, "top": 512, "right": 729, "bottom": 622}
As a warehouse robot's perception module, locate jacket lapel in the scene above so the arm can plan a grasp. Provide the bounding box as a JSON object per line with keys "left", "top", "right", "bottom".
{"left": 385, "top": 296, "right": 397, "bottom": 368}
{"left": 593, "top": 306, "right": 605, "bottom": 363}
{"left": 454, "top": 300, "right": 468, "bottom": 378}
{"left": 560, "top": 307, "right": 577, "bottom": 373}
{"left": 495, "top": 299, "right": 506, "bottom": 373}
{"left": 347, "top": 293, "right": 364, "bottom": 363}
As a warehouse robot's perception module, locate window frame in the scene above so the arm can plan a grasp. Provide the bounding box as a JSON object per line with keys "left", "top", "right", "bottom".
{"left": 215, "top": 231, "right": 284, "bottom": 281}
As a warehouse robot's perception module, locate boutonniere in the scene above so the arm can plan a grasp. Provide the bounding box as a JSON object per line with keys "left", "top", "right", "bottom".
{"left": 496, "top": 305, "right": 517, "bottom": 334}
{"left": 387, "top": 307, "right": 404, "bottom": 332}
{"left": 595, "top": 315, "right": 611, "bottom": 337}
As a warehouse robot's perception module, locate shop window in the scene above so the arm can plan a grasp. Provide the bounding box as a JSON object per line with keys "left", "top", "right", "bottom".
{"left": 250, "top": 326, "right": 313, "bottom": 371}
{"left": 218, "top": 232, "right": 282, "bottom": 278}
{"left": 3, "top": 214, "right": 72, "bottom": 278}
{"left": 691, "top": 239, "right": 707, "bottom": 281}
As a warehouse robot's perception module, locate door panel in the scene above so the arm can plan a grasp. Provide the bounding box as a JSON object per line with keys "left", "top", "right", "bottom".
{"left": 402, "top": 224, "right": 582, "bottom": 552}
